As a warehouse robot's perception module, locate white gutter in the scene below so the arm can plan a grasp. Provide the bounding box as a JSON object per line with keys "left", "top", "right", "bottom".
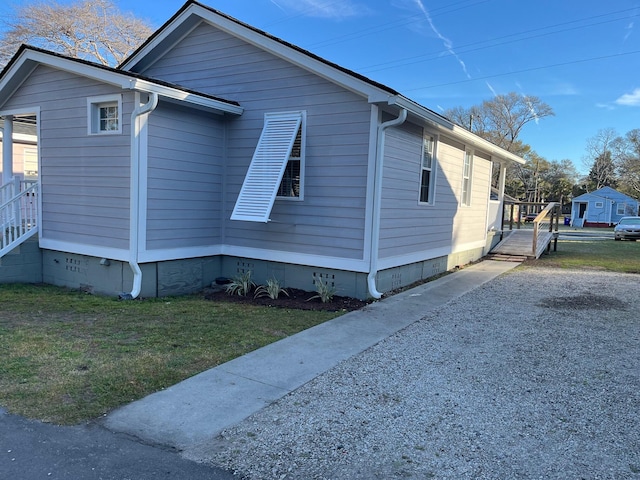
{"left": 387, "top": 95, "right": 525, "bottom": 166}
{"left": 367, "top": 108, "right": 407, "bottom": 299}
{"left": 122, "top": 91, "right": 158, "bottom": 300}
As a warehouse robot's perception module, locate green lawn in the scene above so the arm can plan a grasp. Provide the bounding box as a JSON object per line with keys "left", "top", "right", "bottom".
{"left": 530, "top": 238, "right": 640, "bottom": 273}
{"left": 0, "top": 284, "right": 339, "bottom": 424}
{"left": 1, "top": 238, "right": 637, "bottom": 425}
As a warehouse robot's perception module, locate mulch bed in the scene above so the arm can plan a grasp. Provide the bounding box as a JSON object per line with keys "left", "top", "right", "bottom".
{"left": 203, "top": 287, "right": 368, "bottom": 312}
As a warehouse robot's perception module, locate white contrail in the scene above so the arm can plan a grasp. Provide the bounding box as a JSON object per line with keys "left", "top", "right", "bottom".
{"left": 269, "top": 0, "right": 362, "bottom": 18}
{"left": 413, "top": 0, "right": 471, "bottom": 79}
{"left": 624, "top": 21, "right": 634, "bottom": 41}
{"left": 525, "top": 98, "right": 540, "bottom": 125}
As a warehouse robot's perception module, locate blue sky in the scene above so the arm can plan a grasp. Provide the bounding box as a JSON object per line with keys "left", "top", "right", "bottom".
{"left": 2, "top": 0, "right": 639, "bottom": 172}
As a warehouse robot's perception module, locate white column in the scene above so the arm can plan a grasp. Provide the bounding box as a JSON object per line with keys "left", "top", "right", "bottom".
{"left": 2, "top": 115, "right": 14, "bottom": 185}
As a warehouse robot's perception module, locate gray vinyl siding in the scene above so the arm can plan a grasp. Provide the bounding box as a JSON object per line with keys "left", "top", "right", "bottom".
{"left": 379, "top": 123, "right": 458, "bottom": 259}
{"left": 3, "top": 65, "right": 132, "bottom": 250}
{"left": 140, "top": 22, "right": 371, "bottom": 261}
{"left": 452, "top": 141, "right": 492, "bottom": 241}
{"left": 146, "top": 102, "right": 225, "bottom": 250}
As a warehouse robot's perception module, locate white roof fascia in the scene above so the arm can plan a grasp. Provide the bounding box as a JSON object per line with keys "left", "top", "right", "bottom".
{"left": 125, "top": 4, "right": 394, "bottom": 103}
{"left": 450, "top": 125, "right": 525, "bottom": 165}
{"left": 120, "top": 10, "right": 204, "bottom": 73}
{"left": 388, "top": 95, "right": 525, "bottom": 165}
{"left": 388, "top": 95, "right": 454, "bottom": 129}
{"left": 1, "top": 48, "right": 242, "bottom": 115}
{"left": 197, "top": 6, "right": 391, "bottom": 100}
{"left": 127, "top": 78, "right": 243, "bottom": 115}
{"left": 0, "top": 59, "right": 38, "bottom": 109}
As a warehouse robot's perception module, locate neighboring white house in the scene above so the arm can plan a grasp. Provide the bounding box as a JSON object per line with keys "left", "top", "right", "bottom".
{"left": 0, "top": 0, "right": 524, "bottom": 299}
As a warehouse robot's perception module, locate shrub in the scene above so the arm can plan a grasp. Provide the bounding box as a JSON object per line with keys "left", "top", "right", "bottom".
{"left": 225, "top": 271, "right": 255, "bottom": 296}
{"left": 307, "top": 276, "right": 336, "bottom": 303}
{"left": 254, "top": 277, "right": 289, "bottom": 300}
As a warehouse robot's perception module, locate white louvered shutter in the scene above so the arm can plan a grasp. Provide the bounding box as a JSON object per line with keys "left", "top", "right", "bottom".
{"left": 231, "top": 112, "right": 303, "bottom": 222}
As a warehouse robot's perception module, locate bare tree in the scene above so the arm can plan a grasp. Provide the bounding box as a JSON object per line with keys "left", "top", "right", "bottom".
{"left": 444, "top": 92, "right": 554, "bottom": 152}
{"left": 0, "top": 0, "right": 153, "bottom": 67}
{"left": 583, "top": 128, "right": 619, "bottom": 190}
{"left": 613, "top": 129, "right": 640, "bottom": 196}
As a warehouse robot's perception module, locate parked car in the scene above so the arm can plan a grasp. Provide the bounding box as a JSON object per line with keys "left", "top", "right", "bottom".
{"left": 614, "top": 216, "right": 640, "bottom": 241}
{"left": 524, "top": 212, "right": 538, "bottom": 222}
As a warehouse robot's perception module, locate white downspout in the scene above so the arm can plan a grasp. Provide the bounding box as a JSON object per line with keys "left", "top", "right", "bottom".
{"left": 122, "top": 92, "right": 158, "bottom": 300}
{"left": 367, "top": 108, "right": 407, "bottom": 299}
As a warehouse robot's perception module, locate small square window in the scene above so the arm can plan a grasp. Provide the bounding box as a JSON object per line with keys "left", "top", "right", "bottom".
{"left": 87, "top": 95, "right": 122, "bottom": 135}
{"left": 595, "top": 201, "right": 604, "bottom": 209}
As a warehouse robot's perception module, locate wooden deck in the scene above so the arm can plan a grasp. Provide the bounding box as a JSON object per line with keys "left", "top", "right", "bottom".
{"left": 491, "top": 229, "right": 556, "bottom": 259}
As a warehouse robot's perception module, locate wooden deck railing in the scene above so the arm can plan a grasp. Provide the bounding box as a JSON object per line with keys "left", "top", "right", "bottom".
{"left": 532, "top": 202, "right": 560, "bottom": 257}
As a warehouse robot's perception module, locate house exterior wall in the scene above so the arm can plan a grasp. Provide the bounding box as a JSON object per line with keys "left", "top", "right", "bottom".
{"left": 138, "top": 22, "right": 372, "bottom": 266}
{"left": 2, "top": 65, "right": 133, "bottom": 252}
{"left": 379, "top": 124, "right": 491, "bottom": 268}
{"left": 145, "top": 101, "right": 226, "bottom": 252}
{"left": 379, "top": 122, "right": 457, "bottom": 261}
{"left": 0, "top": 237, "right": 42, "bottom": 284}
{"left": 452, "top": 146, "right": 491, "bottom": 244}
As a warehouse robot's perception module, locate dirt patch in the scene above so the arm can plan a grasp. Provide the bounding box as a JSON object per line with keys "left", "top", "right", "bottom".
{"left": 539, "top": 294, "right": 628, "bottom": 311}
{"left": 203, "top": 287, "right": 368, "bottom": 312}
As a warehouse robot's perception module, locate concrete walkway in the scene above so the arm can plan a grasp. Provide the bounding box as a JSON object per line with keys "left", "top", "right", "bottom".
{"left": 104, "top": 260, "right": 521, "bottom": 451}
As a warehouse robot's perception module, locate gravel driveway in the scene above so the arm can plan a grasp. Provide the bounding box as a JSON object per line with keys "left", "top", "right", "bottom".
{"left": 199, "top": 266, "right": 640, "bottom": 479}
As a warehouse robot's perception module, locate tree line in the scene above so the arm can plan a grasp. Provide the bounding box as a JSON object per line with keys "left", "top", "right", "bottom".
{"left": 445, "top": 94, "right": 639, "bottom": 205}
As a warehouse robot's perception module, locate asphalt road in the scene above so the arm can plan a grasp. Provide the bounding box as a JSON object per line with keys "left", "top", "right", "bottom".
{"left": 0, "top": 407, "right": 235, "bottom": 480}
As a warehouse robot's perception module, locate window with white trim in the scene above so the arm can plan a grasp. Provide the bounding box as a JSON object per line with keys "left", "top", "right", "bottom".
{"left": 419, "top": 134, "right": 437, "bottom": 204}
{"left": 617, "top": 203, "right": 626, "bottom": 215}
{"left": 277, "top": 126, "right": 303, "bottom": 198}
{"left": 231, "top": 111, "right": 305, "bottom": 222}
{"left": 461, "top": 150, "right": 473, "bottom": 206}
{"left": 595, "top": 201, "right": 604, "bottom": 209}
{"left": 87, "top": 94, "right": 122, "bottom": 135}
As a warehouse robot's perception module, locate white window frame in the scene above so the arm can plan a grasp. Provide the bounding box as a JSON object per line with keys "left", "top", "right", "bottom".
{"left": 461, "top": 149, "right": 473, "bottom": 206}
{"left": 418, "top": 133, "right": 437, "bottom": 205}
{"left": 231, "top": 111, "right": 305, "bottom": 222}
{"left": 276, "top": 118, "right": 305, "bottom": 200}
{"left": 87, "top": 94, "right": 122, "bottom": 135}
{"left": 595, "top": 201, "right": 604, "bottom": 209}
{"left": 617, "top": 203, "right": 626, "bottom": 215}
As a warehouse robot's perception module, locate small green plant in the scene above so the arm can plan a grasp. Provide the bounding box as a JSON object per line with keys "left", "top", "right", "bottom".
{"left": 308, "top": 275, "right": 336, "bottom": 303}
{"left": 254, "top": 277, "right": 289, "bottom": 300}
{"left": 225, "top": 271, "right": 255, "bottom": 296}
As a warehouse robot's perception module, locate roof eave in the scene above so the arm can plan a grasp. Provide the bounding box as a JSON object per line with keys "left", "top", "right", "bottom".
{"left": 388, "top": 95, "right": 525, "bottom": 165}
{"left": 121, "top": 1, "right": 397, "bottom": 102}
{"left": 0, "top": 47, "right": 242, "bottom": 116}
{"left": 129, "top": 78, "right": 243, "bottom": 115}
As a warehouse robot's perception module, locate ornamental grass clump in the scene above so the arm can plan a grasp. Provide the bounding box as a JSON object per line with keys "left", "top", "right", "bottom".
{"left": 308, "top": 276, "right": 336, "bottom": 303}
{"left": 225, "top": 271, "right": 255, "bottom": 296}
{"left": 254, "top": 277, "right": 289, "bottom": 300}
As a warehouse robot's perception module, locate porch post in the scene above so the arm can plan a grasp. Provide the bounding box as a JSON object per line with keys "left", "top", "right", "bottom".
{"left": 2, "top": 115, "right": 14, "bottom": 185}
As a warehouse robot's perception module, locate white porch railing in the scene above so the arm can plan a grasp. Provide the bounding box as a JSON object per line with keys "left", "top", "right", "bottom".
{"left": 0, "top": 179, "right": 39, "bottom": 258}
{"left": 0, "top": 176, "right": 20, "bottom": 204}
